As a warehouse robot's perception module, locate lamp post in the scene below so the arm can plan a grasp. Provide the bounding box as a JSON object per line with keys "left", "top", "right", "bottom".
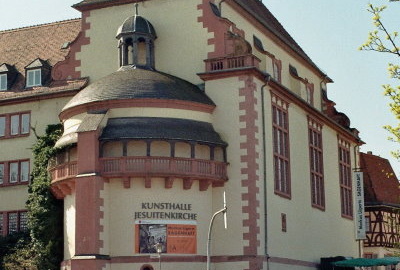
{"left": 206, "top": 191, "right": 228, "bottom": 270}
{"left": 155, "top": 242, "right": 163, "bottom": 270}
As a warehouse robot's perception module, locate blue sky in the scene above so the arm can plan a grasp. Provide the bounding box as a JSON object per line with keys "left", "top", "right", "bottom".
{"left": 0, "top": 0, "right": 398, "bottom": 175}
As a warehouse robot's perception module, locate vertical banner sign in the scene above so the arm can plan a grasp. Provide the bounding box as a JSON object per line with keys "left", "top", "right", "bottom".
{"left": 354, "top": 172, "right": 366, "bottom": 240}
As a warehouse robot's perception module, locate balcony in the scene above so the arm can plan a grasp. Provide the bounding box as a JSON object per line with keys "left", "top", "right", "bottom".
{"left": 204, "top": 54, "right": 260, "bottom": 72}
{"left": 50, "top": 157, "right": 228, "bottom": 198}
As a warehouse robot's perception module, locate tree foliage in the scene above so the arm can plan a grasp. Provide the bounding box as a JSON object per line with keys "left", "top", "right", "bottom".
{"left": 359, "top": 1, "right": 400, "bottom": 159}
{"left": 26, "top": 124, "right": 64, "bottom": 270}
{"left": 1, "top": 124, "right": 64, "bottom": 270}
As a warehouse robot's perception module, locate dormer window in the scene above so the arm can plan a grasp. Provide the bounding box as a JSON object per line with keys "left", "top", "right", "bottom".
{"left": 26, "top": 69, "right": 41, "bottom": 87}
{"left": 0, "top": 63, "right": 18, "bottom": 91}
{"left": 25, "top": 58, "right": 51, "bottom": 88}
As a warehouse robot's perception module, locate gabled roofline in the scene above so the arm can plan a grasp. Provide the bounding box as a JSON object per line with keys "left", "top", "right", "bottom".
{"left": 228, "top": 0, "right": 333, "bottom": 82}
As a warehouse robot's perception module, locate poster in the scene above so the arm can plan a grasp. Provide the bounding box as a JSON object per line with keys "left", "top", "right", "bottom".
{"left": 135, "top": 220, "right": 197, "bottom": 254}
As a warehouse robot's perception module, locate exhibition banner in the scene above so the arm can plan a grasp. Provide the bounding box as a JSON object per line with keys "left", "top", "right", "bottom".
{"left": 135, "top": 220, "right": 197, "bottom": 254}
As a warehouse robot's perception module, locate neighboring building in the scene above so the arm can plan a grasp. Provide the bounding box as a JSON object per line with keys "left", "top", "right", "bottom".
{"left": 1, "top": 1, "right": 365, "bottom": 270}
{"left": 362, "top": 152, "right": 400, "bottom": 259}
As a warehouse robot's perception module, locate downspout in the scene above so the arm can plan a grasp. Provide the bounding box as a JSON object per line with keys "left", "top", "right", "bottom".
{"left": 261, "top": 74, "right": 271, "bottom": 269}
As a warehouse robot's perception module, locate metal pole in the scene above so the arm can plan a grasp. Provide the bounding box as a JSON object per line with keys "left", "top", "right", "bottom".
{"left": 206, "top": 206, "right": 227, "bottom": 270}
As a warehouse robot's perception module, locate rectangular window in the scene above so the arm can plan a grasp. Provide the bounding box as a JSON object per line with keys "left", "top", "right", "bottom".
{"left": 20, "top": 161, "right": 30, "bottom": 182}
{"left": 10, "top": 114, "right": 19, "bottom": 135}
{"left": 8, "top": 212, "right": 18, "bottom": 234}
{"left": 19, "top": 212, "right": 28, "bottom": 232}
{"left": 26, "top": 69, "right": 41, "bottom": 87}
{"left": 309, "top": 119, "right": 324, "bottom": 209}
{"left": 0, "top": 160, "right": 30, "bottom": 186}
{"left": 3, "top": 112, "right": 30, "bottom": 137}
{"left": 9, "top": 162, "right": 19, "bottom": 183}
{"left": 0, "top": 163, "right": 3, "bottom": 184}
{"left": 339, "top": 139, "right": 353, "bottom": 218}
{"left": 0, "top": 116, "right": 5, "bottom": 137}
{"left": 21, "top": 113, "right": 30, "bottom": 134}
{"left": 272, "top": 59, "right": 282, "bottom": 83}
{"left": 0, "top": 74, "right": 6, "bottom": 91}
{"left": 272, "top": 95, "right": 291, "bottom": 197}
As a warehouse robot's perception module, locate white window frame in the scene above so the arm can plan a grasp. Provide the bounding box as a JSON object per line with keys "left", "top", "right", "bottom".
{"left": 0, "top": 74, "right": 7, "bottom": 91}
{"left": 26, "top": 69, "right": 41, "bottom": 87}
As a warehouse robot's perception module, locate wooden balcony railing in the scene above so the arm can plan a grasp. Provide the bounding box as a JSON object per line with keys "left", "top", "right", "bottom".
{"left": 204, "top": 54, "right": 260, "bottom": 72}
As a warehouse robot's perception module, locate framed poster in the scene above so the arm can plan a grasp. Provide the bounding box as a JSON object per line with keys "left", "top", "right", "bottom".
{"left": 135, "top": 220, "right": 197, "bottom": 254}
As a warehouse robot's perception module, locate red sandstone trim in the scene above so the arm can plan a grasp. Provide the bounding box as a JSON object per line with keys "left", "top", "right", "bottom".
{"left": 59, "top": 99, "right": 215, "bottom": 121}
{"left": 52, "top": 11, "right": 91, "bottom": 81}
{"left": 238, "top": 75, "right": 261, "bottom": 270}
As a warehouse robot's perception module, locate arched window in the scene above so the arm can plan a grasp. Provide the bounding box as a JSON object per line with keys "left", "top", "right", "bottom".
{"left": 140, "top": 265, "right": 154, "bottom": 270}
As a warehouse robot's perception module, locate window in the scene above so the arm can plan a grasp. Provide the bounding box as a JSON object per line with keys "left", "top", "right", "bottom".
{"left": 0, "top": 74, "right": 6, "bottom": 91}
{"left": 0, "top": 159, "right": 30, "bottom": 186}
{"left": 365, "top": 216, "right": 371, "bottom": 232}
{"left": 309, "top": 118, "right": 324, "bottom": 209}
{"left": 338, "top": 139, "right": 353, "bottom": 218}
{"left": 0, "top": 112, "right": 30, "bottom": 138}
{"left": 0, "top": 116, "right": 5, "bottom": 137}
{"left": 306, "top": 83, "right": 314, "bottom": 105}
{"left": 20, "top": 161, "right": 29, "bottom": 182}
{"left": 26, "top": 69, "right": 41, "bottom": 87}
{"left": 0, "top": 211, "right": 28, "bottom": 236}
{"left": 272, "top": 59, "right": 282, "bottom": 83}
{"left": 0, "top": 163, "right": 3, "bottom": 184}
{"left": 8, "top": 212, "right": 18, "bottom": 234}
{"left": 272, "top": 93, "right": 291, "bottom": 197}
{"left": 9, "top": 162, "right": 18, "bottom": 183}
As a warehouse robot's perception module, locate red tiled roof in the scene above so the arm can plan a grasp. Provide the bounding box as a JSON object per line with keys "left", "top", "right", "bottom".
{"left": 361, "top": 152, "right": 399, "bottom": 205}
{"left": 0, "top": 19, "right": 84, "bottom": 97}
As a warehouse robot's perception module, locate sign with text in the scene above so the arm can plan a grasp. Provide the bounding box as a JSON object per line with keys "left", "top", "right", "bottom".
{"left": 135, "top": 220, "right": 197, "bottom": 254}
{"left": 354, "top": 172, "right": 366, "bottom": 240}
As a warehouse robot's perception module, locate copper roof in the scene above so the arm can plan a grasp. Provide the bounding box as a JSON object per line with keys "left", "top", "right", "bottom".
{"left": 361, "top": 152, "right": 400, "bottom": 206}
{"left": 0, "top": 19, "right": 84, "bottom": 100}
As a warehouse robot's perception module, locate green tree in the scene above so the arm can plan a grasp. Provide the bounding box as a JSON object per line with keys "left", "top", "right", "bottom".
{"left": 359, "top": 1, "right": 400, "bottom": 159}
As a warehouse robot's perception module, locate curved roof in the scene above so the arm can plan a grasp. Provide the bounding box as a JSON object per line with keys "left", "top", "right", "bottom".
{"left": 100, "top": 117, "right": 227, "bottom": 146}
{"left": 62, "top": 67, "right": 215, "bottom": 112}
{"left": 116, "top": 15, "right": 156, "bottom": 38}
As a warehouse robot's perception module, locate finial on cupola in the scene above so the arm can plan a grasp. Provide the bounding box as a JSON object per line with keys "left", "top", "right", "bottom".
{"left": 135, "top": 3, "right": 139, "bottom": 16}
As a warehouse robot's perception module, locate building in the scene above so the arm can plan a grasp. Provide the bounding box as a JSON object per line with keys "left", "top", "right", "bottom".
{"left": 361, "top": 152, "right": 400, "bottom": 259}
{"left": 1, "top": 0, "right": 365, "bottom": 269}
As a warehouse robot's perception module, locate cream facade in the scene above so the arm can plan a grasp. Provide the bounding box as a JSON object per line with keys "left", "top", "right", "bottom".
{"left": 0, "top": 1, "right": 364, "bottom": 270}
